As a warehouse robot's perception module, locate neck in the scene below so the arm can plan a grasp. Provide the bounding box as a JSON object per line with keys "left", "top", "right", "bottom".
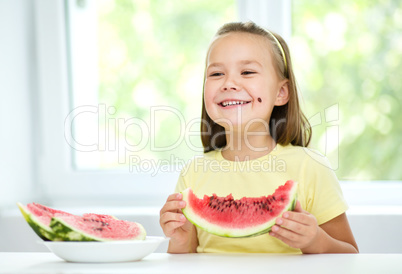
{"left": 221, "top": 130, "right": 276, "bottom": 161}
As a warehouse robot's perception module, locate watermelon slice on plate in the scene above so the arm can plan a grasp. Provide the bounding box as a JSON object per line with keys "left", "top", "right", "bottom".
{"left": 18, "top": 202, "right": 145, "bottom": 242}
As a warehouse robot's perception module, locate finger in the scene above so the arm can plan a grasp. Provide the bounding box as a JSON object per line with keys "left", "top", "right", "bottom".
{"left": 282, "top": 210, "right": 311, "bottom": 225}
{"left": 166, "top": 192, "right": 183, "bottom": 202}
{"left": 163, "top": 221, "right": 187, "bottom": 236}
{"left": 275, "top": 217, "right": 307, "bottom": 234}
{"left": 160, "top": 212, "right": 187, "bottom": 226}
{"left": 291, "top": 200, "right": 309, "bottom": 215}
{"left": 160, "top": 200, "right": 186, "bottom": 215}
{"left": 294, "top": 200, "right": 303, "bottom": 212}
{"left": 271, "top": 224, "right": 302, "bottom": 242}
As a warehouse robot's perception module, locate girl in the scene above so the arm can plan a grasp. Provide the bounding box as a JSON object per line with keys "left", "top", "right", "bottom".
{"left": 160, "top": 22, "right": 358, "bottom": 254}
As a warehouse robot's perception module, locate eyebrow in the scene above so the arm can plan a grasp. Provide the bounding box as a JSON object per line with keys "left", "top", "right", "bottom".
{"left": 207, "top": 60, "right": 263, "bottom": 69}
{"left": 239, "top": 60, "right": 263, "bottom": 67}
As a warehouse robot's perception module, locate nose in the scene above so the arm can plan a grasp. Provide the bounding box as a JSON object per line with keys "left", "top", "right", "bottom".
{"left": 221, "top": 75, "right": 240, "bottom": 92}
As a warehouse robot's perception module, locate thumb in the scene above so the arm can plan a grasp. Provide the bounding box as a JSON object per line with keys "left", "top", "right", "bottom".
{"left": 293, "top": 200, "right": 305, "bottom": 213}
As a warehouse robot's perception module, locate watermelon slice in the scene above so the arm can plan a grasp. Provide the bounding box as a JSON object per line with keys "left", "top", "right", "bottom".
{"left": 17, "top": 203, "right": 130, "bottom": 241}
{"left": 181, "top": 180, "right": 298, "bottom": 238}
{"left": 17, "top": 202, "right": 73, "bottom": 241}
{"left": 50, "top": 215, "right": 146, "bottom": 241}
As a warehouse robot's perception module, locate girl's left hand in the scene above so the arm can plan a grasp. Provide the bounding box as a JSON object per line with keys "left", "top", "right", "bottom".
{"left": 269, "top": 200, "right": 322, "bottom": 253}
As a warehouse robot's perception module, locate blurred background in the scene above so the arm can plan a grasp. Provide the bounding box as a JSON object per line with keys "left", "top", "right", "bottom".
{"left": 0, "top": 0, "right": 401, "bottom": 253}
{"left": 70, "top": 0, "right": 402, "bottom": 179}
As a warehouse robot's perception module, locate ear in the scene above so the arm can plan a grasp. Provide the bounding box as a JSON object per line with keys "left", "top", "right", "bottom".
{"left": 275, "top": 80, "right": 289, "bottom": 106}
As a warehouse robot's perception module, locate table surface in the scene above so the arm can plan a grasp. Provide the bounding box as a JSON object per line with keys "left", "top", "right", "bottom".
{"left": 1, "top": 252, "right": 402, "bottom": 274}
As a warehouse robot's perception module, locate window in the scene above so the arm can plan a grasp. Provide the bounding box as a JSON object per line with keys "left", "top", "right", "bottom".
{"left": 35, "top": 0, "right": 236, "bottom": 205}
{"left": 292, "top": 0, "right": 402, "bottom": 180}
{"left": 35, "top": 1, "right": 401, "bottom": 206}
{"left": 66, "top": 0, "right": 236, "bottom": 171}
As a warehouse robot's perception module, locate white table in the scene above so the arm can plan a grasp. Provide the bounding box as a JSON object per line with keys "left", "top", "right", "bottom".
{"left": 1, "top": 252, "right": 401, "bottom": 274}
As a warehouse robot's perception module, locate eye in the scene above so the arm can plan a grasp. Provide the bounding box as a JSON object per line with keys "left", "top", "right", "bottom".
{"left": 209, "top": 72, "right": 224, "bottom": 77}
{"left": 242, "top": 71, "right": 256, "bottom": 75}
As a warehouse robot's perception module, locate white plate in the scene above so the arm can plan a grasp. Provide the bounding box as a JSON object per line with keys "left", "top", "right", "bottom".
{"left": 40, "top": 236, "right": 169, "bottom": 263}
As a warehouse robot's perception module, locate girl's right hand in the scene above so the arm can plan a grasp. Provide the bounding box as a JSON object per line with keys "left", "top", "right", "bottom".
{"left": 159, "top": 193, "right": 193, "bottom": 245}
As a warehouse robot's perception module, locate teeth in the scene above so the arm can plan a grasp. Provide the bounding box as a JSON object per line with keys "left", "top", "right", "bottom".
{"left": 221, "top": 101, "right": 248, "bottom": 107}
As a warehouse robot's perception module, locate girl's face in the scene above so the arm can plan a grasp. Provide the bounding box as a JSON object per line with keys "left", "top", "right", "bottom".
{"left": 204, "top": 32, "right": 288, "bottom": 132}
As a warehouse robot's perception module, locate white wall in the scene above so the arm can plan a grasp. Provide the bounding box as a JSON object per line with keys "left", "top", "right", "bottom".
{"left": 0, "top": 0, "right": 38, "bottom": 209}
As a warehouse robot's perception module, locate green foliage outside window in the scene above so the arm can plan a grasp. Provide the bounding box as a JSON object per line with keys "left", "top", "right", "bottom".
{"left": 94, "top": 0, "right": 401, "bottom": 180}
{"left": 96, "top": 0, "right": 235, "bottom": 167}
{"left": 292, "top": 0, "right": 402, "bottom": 180}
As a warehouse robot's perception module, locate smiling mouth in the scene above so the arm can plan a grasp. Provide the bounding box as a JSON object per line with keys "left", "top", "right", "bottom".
{"left": 219, "top": 100, "right": 251, "bottom": 107}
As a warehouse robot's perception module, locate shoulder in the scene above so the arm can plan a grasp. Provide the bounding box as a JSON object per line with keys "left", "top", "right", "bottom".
{"left": 279, "top": 144, "right": 335, "bottom": 172}
{"left": 279, "top": 146, "right": 347, "bottom": 223}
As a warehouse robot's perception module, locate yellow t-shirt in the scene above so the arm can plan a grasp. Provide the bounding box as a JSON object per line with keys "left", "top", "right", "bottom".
{"left": 174, "top": 144, "right": 348, "bottom": 253}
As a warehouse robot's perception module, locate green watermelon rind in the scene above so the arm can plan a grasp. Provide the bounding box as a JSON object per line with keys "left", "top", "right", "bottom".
{"left": 17, "top": 202, "right": 62, "bottom": 241}
{"left": 182, "top": 182, "right": 298, "bottom": 238}
{"left": 49, "top": 217, "right": 147, "bottom": 242}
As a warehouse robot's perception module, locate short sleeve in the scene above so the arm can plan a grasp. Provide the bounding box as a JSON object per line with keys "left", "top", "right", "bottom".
{"left": 301, "top": 150, "right": 349, "bottom": 225}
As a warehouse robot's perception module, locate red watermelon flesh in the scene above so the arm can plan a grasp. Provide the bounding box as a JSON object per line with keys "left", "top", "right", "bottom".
{"left": 25, "top": 203, "right": 117, "bottom": 226}
{"left": 50, "top": 215, "right": 146, "bottom": 241}
{"left": 26, "top": 203, "right": 73, "bottom": 226}
{"left": 82, "top": 213, "right": 118, "bottom": 220}
{"left": 182, "top": 180, "right": 298, "bottom": 238}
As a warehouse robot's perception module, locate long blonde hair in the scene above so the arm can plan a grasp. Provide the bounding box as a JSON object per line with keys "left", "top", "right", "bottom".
{"left": 201, "top": 22, "right": 311, "bottom": 153}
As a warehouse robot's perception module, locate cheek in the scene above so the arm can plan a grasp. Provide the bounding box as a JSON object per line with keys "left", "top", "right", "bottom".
{"left": 203, "top": 93, "right": 221, "bottom": 123}
{"left": 203, "top": 83, "right": 216, "bottom": 108}
{"left": 204, "top": 96, "right": 216, "bottom": 121}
